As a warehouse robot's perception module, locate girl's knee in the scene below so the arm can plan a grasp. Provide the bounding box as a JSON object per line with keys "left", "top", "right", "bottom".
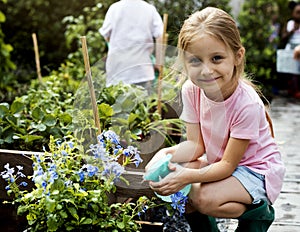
{"left": 189, "top": 184, "right": 214, "bottom": 214}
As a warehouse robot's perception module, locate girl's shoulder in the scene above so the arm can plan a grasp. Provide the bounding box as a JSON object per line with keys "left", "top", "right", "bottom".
{"left": 237, "top": 80, "right": 265, "bottom": 107}
{"left": 182, "top": 79, "right": 201, "bottom": 95}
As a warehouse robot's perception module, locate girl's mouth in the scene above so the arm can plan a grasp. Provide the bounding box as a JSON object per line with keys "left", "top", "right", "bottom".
{"left": 198, "top": 77, "right": 220, "bottom": 83}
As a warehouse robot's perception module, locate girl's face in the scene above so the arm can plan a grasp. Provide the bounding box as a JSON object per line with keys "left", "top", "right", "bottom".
{"left": 184, "top": 34, "right": 244, "bottom": 101}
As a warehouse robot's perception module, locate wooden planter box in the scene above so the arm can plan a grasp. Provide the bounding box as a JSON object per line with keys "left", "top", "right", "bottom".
{"left": 0, "top": 149, "right": 41, "bottom": 232}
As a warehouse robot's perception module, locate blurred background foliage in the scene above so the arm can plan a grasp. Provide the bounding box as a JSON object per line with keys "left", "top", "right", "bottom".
{"left": 0, "top": 0, "right": 295, "bottom": 104}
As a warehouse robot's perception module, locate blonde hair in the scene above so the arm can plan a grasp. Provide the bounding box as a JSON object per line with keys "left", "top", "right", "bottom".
{"left": 178, "top": 7, "right": 245, "bottom": 80}
{"left": 177, "top": 7, "right": 274, "bottom": 137}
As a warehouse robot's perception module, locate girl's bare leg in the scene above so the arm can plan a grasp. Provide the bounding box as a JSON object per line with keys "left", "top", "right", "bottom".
{"left": 188, "top": 176, "right": 252, "bottom": 218}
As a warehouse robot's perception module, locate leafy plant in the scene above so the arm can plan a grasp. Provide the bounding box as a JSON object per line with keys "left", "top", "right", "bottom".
{"left": 0, "top": 131, "right": 152, "bottom": 231}
{"left": 72, "top": 69, "right": 184, "bottom": 149}
{"left": 238, "top": 1, "right": 279, "bottom": 97}
{"left": 0, "top": 75, "right": 76, "bottom": 151}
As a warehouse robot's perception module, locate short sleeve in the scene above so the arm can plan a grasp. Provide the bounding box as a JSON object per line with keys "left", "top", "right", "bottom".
{"left": 180, "top": 80, "right": 200, "bottom": 123}
{"left": 286, "top": 20, "right": 294, "bottom": 33}
{"left": 151, "top": 7, "right": 163, "bottom": 38}
{"left": 99, "top": 7, "right": 113, "bottom": 39}
{"left": 230, "top": 103, "right": 263, "bottom": 140}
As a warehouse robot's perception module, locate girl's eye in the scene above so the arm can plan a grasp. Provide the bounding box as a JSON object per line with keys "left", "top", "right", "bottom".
{"left": 212, "top": 56, "right": 223, "bottom": 62}
{"left": 188, "top": 57, "right": 201, "bottom": 65}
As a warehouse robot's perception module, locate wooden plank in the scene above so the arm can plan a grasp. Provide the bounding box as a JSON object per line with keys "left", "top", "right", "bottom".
{"left": 272, "top": 192, "right": 300, "bottom": 229}
{"left": 115, "top": 171, "right": 155, "bottom": 199}
{"left": 269, "top": 225, "right": 300, "bottom": 232}
{"left": 281, "top": 181, "right": 300, "bottom": 193}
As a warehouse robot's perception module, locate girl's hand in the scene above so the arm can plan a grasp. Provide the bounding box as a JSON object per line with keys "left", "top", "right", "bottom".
{"left": 149, "top": 163, "right": 188, "bottom": 196}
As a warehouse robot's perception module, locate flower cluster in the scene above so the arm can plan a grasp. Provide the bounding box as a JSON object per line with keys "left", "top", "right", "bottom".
{"left": 170, "top": 191, "right": 188, "bottom": 216}
{"left": 0, "top": 130, "right": 150, "bottom": 232}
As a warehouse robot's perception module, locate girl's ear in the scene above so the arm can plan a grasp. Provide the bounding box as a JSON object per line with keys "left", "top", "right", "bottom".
{"left": 235, "top": 47, "right": 245, "bottom": 66}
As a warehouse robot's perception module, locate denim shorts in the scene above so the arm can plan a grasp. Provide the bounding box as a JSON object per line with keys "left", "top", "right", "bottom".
{"left": 232, "top": 166, "right": 270, "bottom": 204}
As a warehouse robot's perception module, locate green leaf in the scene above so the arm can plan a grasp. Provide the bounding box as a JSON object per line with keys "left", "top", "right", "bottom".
{"left": 117, "top": 221, "right": 125, "bottom": 229}
{"left": 43, "top": 114, "right": 57, "bottom": 126}
{"left": 6, "top": 115, "right": 17, "bottom": 127}
{"left": 47, "top": 214, "right": 59, "bottom": 231}
{"left": 33, "top": 123, "right": 47, "bottom": 132}
{"left": 0, "top": 103, "right": 9, "bottom": 118}
{"left": 0, "top": 11, "right": 5, "bottom": 23}
{"left": 46, "top": 197, "right": 56, "bottom": 212}
{"left": 99, "top": 103, "right": 113, "bottom": 117}
{"left": 20, "top": 134, "right": 43, "bottom": 143}
{"left": 67, "top": 206, "right": 79, "bottom": 220}
{"left": 10, "top": 101, "right": 25, "bottom": 114}
{"left": 59, "top": 210, "right": 68, "bottom": 219}
{"left": 80, "top": 217, "right": 93, "bottom": 225}
{"left": 31, "top": 107, "right": 45, "bottom": 121}
{"left": 59, "top": 112, "right": 72, "bottom": 124}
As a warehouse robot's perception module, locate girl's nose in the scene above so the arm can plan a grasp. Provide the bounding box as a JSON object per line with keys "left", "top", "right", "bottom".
{"left": 200, "top": 63, "right": 214, "bottom": 76}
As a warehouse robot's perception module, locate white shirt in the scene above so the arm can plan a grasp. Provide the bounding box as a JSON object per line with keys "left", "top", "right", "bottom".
{"left": 286, "top": 20, "right": 300, "bottom": 48}
{"left": 99, "top": 0, "right": 163, "bottom": 85}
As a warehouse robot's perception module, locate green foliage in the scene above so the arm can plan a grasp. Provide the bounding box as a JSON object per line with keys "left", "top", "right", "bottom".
{"left": 0, "top": 0, "right": 17, "bottom": 101}
{"left": 0, "top": 0, "right": 15, "bottom": 74}
{"left": 238, "top": 1, "right": 279, "bottom": 94}
{"left": 149, "top": 0, "right": 231, "bottom": 46}
{"left": 73, "top": 71, "right": 184, "bottom": 147}
{"left": 1, "top": 0, "right": 98, "bottom": 75}
{"left": 0, "top": 75, "right": 77, "bottom": 151}
{"left": 1, "top": 132, "right": 154, "bottom": 231}
{"left": 63, "top": 3, "right": 111, "bottom": 67}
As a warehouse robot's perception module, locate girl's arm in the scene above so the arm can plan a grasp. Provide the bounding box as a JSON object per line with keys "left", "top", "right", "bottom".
{"left": 171, "top": 122, "right": 205, "bottom": 163}
{"left": 184, "top": 137, "right": 250, "bottom": 183}
{"left": 149, "top": 137, "right": 250, "bottom": 196}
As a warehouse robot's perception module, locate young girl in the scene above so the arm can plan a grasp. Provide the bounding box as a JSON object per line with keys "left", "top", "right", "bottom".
{"left": 146, "top": 7, "right": 285, "bottom": 231}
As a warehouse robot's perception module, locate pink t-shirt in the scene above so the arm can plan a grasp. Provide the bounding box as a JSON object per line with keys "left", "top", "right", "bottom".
{"left": 180, "top": 79, "right": 285, "bottom": 204}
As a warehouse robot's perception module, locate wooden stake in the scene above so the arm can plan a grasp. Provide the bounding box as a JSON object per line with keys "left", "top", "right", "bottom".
{"left": 32, "top": 33, "right": 42, "bottom": 83}
{"left": 157, "top": 13, "right": 168, "bottom": 115}
{"left": 80, "top": 36, "right": 101, "bottom": 135}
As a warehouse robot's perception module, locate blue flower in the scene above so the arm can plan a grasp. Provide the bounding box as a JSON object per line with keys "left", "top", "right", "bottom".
{"left": 61, "top": 150, "right": 68, "bottom": 156}
{"left": 19, "top": 181, "right": 28, "bottom": 187}
{"left": 1, "top": 163, "right": 15, "bottom": 180}
{"left": 56, "top": 140, "right": 62, "bottom": 146}
{"left": 41, "top": 181, "right": 47, "bottom": 189}
{"left": 170, "top": 191, "right": 188, "bottom": 216}
{"left": 85, "top": 164, "right": 99, "bottom": 177}
{"left": 102, "top": 130, "right": 120, "bottom": 145}
{"left": 133, "top": 153, "right": 143, "bottom": 167}
{"left": 67, "top": 141, "right": 74, "bottom": 148}
{"left": 34, "top": 154, "right": 41, "bottom": 163}
{"left": 102, "top": 161, "right": 124, "bottom": 180}
{"left": 78, "top": 170, "right": 85, "bottom": 182}
{"left": 123, "top": 145, "right": 139, "bottom": 157}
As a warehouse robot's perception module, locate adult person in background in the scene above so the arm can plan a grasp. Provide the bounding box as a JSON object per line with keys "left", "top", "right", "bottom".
{"left": 99, "top": 0, "right": 163, "bottom": 92}
{"left": 281, "top": 1, "right": 300, "bottom": 98}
